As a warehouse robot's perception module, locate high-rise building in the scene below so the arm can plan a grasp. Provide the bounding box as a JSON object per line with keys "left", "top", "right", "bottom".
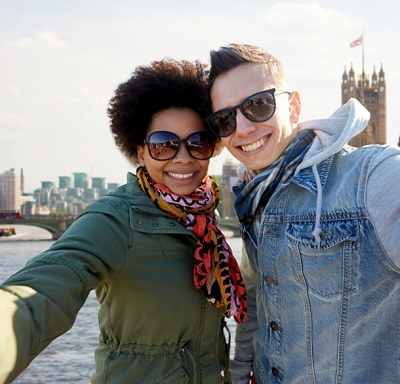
{"left": 41, "top": 181, "right": 54, "bottom": 189}
{"left": 20, "top": 193, "right": 35, "bottom": 215}
{"left": 341, "top": 63, "right": 386, "bottom": 147}
{"left": 73, "top": 173, "right": 88, "bottom": 189}
{"left": 92, "top": 177, "right": 106, "bottom": 189}
{"left": 220, "top": 159, "right": 241, "bottom": 219}
{"left": 59, "top": 176, "right": 71, "bottom": 189}
{"left": 20, "top": 169, "right": 24, "bottom": 194}
{"left": 107, "top": 183, "right": 119, "bottom": 191}
{"left": 0, "top": 168, "right": 22, "bottom": 211}
{"left": 27, "top": 172, "right": 120, "bottom": 217}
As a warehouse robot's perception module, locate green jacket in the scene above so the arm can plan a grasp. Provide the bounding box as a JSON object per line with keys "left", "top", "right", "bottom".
{"left": 0, "top": 173, "right": 231, "bottom": 384}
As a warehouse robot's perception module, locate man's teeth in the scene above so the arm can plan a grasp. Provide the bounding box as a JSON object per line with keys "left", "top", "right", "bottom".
{"left": 168, "top": 172, "right": 194, "bottom": 179}
{"left": 241, "top": 138, "right": 266, "bottom": 152}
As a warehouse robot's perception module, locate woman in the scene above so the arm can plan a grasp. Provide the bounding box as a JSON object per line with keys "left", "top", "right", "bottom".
{"left": 0, "top": 59, "right": 246, "bottom": 383}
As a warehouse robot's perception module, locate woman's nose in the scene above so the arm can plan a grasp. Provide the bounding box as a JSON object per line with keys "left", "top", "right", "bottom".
{"left": 172, "top": 143, "right": 193, "bottom": 163}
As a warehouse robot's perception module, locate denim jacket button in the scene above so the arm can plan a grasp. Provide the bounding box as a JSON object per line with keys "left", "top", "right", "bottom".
{"left": 272, "top": 367, "right": 283, "bottom": 379}
{"left": 152, "top": 222, "right": 158, "bottom": 227}
{"left": 137, "top": 219, "right": 144, "bottom": 225}
{"left": 265, "top": 276, "right": 278, "bottom": 284}
{"left": 270, "top": 321, "right": 282, "bottom": 331}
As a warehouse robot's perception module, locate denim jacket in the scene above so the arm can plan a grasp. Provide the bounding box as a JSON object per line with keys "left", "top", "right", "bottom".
{"left": 231, "top": 99, "right": 400, "bottom": 383}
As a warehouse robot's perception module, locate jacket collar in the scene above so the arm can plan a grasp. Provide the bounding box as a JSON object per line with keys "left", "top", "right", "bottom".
{"left": 290, "top": 155, "right": 334, "bottom": 195}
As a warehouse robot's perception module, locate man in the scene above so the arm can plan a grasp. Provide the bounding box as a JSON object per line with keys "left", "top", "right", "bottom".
{"left": 206, "top": 43, "right": 400, "bottom": 383}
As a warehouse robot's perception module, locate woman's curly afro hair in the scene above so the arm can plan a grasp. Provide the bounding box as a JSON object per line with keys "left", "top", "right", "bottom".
{"left": 108, "top": 58, "right": 223, "bottom": 164}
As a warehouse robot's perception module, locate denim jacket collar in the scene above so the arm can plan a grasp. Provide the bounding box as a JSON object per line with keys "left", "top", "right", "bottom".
{"left": 290, "top": 154, "right": 334, "bottom": 195}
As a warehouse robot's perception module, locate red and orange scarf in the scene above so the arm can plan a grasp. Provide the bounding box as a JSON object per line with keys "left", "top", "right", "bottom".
{"left": 137, "top": 166, "right": 247, "bottom": 323}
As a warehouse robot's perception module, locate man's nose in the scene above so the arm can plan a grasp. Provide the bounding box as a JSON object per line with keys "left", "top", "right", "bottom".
{"left": 235, "top": 110, "right": 256, "bottom": 137}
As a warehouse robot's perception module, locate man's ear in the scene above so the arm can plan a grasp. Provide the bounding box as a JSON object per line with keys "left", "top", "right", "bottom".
{"left": 137, "top": 145, "right": 145, "bottom": 166}
{"left": 289, "top": 91, "right": 301, "bottom": 124}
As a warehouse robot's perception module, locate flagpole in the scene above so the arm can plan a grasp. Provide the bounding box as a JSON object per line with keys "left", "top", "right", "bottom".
{"left": 362, "top": 30, "right": 364, "bottom": 73}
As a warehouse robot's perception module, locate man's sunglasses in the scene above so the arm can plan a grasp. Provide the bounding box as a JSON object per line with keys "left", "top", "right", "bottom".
{"left": 206, "top": 88, "right": 291, "bottom": 137}
{"left": 143, "top": 131, "right": 215, "bottom": 161}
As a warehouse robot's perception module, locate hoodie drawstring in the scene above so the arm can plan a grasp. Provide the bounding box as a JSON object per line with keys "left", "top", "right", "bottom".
{"left": 312, "top": 165, "right": 323, "bottom": 249}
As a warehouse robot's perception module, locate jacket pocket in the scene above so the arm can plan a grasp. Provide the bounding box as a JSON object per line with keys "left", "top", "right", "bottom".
{"left": 156, "top": 364, "right": 189, "bottom": 384}
{"left": 287, "top": 218, "right": 359, "bottom": 297}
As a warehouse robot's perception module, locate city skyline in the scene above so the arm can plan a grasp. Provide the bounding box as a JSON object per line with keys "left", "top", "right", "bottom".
{"left": 10, "top": 169, "right": 120, "bottom": 194}
{"left": 2, "top": 1, "right": 400, "bottom": 192}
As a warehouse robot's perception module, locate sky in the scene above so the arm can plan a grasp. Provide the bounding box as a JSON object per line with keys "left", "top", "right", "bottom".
{"left": 1, "top": 0, "right": 399, "bottom": 193}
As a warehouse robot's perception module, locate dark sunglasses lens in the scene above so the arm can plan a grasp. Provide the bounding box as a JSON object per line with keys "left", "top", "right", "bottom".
{"left": 242, "top": 91, "right": 275, "bottom": 121}
{"left": 208, "top": 110, "right": 236, "bottom": 137}
{"left": 186, "top": 132, "right": 214, "bottom": 159}
{"left": 147, "top": 132, "right": 179, "bottom": 160}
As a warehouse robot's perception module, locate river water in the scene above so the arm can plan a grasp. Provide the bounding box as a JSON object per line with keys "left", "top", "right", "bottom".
{"left": 0, "top": 225, "right": 242, "bottom": 383}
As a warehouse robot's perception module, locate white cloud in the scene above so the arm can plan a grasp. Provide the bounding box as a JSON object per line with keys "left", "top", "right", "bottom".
{"left": 8, "top": 30, "right": 67, "bottom": 48}
{"left": 10, "top": 37, "right": 35, "bottom": 47}
{"left": 36, "top": 30, "right": 67, "bottom": 47}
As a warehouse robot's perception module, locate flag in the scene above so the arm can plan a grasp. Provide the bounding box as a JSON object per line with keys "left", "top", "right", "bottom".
{"left": 350, "top": 36, "right": 363, "bottom": 48}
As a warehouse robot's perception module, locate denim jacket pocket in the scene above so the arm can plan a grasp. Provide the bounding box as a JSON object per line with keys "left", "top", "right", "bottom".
{"left": 287, "top": 218, "right": 359, "bottom": 297}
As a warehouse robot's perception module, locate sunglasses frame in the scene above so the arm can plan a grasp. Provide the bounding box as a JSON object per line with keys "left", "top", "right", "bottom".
{"left": 143, "top": 130, "right": 215, "bottom": 161}
{"left": 206, "top": 88, "right": 291, "bottom": 137}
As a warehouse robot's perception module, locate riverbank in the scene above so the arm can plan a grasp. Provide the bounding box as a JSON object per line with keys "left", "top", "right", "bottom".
{"left": 0, "top": 224, "right": 52, "bottom": 241}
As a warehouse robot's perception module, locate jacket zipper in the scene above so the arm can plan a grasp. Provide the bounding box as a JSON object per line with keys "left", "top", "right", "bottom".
{"left": 181, "top": 341, "right": 198, "bottom": 384}
{"left": 195, "top": 297, "right": 205, "bottom": 383}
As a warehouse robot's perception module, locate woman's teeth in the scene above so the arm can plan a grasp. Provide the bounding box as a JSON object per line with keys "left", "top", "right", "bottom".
{"left": 168, "top": 172, "right": 194, "bottom": 179}
{"left": 241, "top": 138, "right": 266, "bottom": 152}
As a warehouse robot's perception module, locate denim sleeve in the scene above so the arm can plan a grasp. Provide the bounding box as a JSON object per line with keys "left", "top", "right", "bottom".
{"left": 367, "top": 146, "right": 400, "bottom": 269}
{"left": 230, "top": 244, "right": 259, "bottom": 384}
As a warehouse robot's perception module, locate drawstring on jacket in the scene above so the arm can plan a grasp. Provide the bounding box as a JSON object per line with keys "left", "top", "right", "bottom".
{"left": 295, "top": 99, "right": 371, "bottom": 250}
{"left": 312, "top": 164, "right": 323, "bottom": 249}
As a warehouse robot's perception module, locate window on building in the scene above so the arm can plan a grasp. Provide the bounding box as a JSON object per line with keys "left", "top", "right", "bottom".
{"left": 350, "top": 86, "right": 354, "bottom": 91}
{"left": 380, "top": 86, "right": 384, "bottom": 92}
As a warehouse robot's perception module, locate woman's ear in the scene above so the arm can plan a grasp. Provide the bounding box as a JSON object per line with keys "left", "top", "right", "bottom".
{"left": 137, "top": 145, "right": 146, "bottom": 166}
{"left": 289, "top": 91, "right": 301, "bottom": 124}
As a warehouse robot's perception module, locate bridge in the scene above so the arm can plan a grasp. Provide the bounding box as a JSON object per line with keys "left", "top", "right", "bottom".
{"left": 0, "top": 217, "right": 241, "bottom": 240}
{"left": 0, "top": 217, "right": 75, "bottom": 240}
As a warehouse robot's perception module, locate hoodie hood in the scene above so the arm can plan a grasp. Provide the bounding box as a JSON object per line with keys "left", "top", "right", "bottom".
{"left": 294, "top": 98, "right": 370, "bottom": 248}
{"left": 295, "top": 98, "right": 370, "bottom": 174}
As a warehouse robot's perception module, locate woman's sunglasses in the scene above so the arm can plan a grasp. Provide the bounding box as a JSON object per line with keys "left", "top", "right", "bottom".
{"left": 206, "top": 88, "right": 291, "bottom": 137}
{"left": 143, "top": 131, "right": 215, "bottom": 161}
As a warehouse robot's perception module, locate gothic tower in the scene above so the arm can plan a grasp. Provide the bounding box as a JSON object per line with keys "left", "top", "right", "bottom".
{"left": 341, "top": 63, "right": 386, "bottom": 147}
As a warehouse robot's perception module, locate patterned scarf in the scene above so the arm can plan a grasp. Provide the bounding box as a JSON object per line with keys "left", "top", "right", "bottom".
{"left": 136, "top": 166, "right": 247, "bottom": 323}
{"left": 233, "top": 130, "right": 315, "bottom": 241}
